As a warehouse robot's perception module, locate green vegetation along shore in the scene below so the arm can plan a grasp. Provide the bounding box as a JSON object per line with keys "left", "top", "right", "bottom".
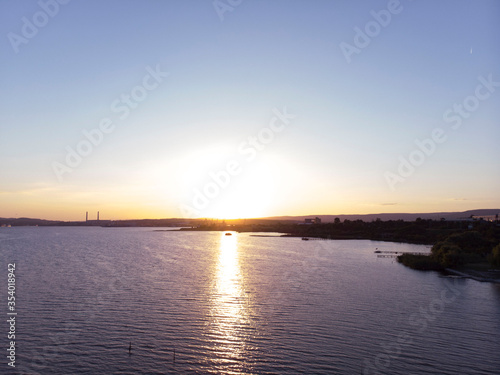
{"left": 396, "top": 230, "right": 500, "bottom": 282}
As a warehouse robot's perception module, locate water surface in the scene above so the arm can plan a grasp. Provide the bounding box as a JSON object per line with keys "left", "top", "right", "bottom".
{"left": 1, "top": 227, "right": 499, "bottom": 374}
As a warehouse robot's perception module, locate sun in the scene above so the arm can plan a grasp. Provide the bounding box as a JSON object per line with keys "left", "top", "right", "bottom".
{"left": 204, "top": 188, "right": 270, "bottom": 220}
{"left": 204, "top": 166, "right": 275, "bottom": 220}
{"left": 207, "top": 199, "right": 265, "bottom": 220}
{"left": 176, "top": 147, "right": 284, "bottom": 220}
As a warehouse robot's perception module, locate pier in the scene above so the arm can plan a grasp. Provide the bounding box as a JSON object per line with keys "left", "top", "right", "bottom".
{"left": 301, "top": 237, "right": 330, "bottom": 241}
{"left": 376, "top": 251, "right": 429, "bottom": 258}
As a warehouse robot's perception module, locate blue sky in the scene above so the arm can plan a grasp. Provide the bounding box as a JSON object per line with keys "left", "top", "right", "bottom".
{"left": 1, "top": 0, "right": 499, "bottom": 220}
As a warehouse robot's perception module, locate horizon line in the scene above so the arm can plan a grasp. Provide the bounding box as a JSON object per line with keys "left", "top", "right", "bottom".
{"left": 2, "top": 208, "right": 500, "bottom": 223}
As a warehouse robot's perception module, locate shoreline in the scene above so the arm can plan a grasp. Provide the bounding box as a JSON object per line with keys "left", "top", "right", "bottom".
{"left": 444, "top": 268, "right": 500, "bottom": 284}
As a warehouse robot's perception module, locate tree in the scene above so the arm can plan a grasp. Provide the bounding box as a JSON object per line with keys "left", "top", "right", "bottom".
{"left": 490, "top": 243, "right": 500, "bottom": 267}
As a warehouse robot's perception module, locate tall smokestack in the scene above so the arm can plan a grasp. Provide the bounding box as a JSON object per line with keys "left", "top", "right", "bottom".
{"left": 86, "top": 212, "right": 88, "bottom": 222}
{"left": 97, "top": 211, "right": 99, "bottom": 221}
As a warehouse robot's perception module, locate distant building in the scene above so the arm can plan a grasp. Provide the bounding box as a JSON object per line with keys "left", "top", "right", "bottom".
{"left": 305, "top": 217, "right": 321, "bottom": 224}
{"left": 471, "top": 214, "right": 498, "bottom": 222}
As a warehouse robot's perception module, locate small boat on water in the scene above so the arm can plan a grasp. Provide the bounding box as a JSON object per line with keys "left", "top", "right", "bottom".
{"left": 302, "top": 237, "right": 309, "bottom": 241}
{"left": 225, "top": 232, "right": 232, "bottom": 236}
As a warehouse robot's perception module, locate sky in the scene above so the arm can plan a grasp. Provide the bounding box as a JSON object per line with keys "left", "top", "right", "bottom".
{"left": 1, "top": 0, "right": 499, "bottom": 221}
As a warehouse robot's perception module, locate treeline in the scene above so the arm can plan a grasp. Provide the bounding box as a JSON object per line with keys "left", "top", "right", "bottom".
{"left": 284, "top": 218, "right": 483, "bottom": 245}
{"left": 192, "top": 217, "right": 500, "bottom": 246}
{"left": 397, "top": 230, "right": 500, "bottom": 270}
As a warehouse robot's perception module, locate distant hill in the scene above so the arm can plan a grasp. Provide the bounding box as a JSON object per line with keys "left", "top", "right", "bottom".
{"left": 0, "top": 217, "right": 61, "bottom": 226}
{"left": 262, "top": 209, "right": 500, "bottom": 223}
{"left": 1, "top": 209, "right": 498, "bottom": 226}
{"left": 0, "top": 217, "right": 191, "bottom": 227}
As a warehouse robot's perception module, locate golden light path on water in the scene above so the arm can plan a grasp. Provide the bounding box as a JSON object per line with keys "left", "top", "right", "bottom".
{"left": 209, "top": 232, "right": 250, "bottom": 369}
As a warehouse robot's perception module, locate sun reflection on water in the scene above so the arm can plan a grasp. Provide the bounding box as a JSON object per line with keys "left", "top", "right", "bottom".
{"left": 209, "top": 232, "right": 249, "bottom": 366}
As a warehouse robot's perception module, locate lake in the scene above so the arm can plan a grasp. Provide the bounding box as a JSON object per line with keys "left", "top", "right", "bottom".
{"left": 1, "top": 227, "right": 499, "bottom": 374}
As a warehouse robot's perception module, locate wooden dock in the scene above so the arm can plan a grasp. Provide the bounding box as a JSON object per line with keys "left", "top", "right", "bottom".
{"left": 376, "top": 251, "right": 429, "bottom": 258}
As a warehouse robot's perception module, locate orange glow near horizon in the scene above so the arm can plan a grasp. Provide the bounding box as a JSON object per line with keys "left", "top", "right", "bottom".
{"left": 3, "top": 203, "right": 500, "bottom": 222}
{"left": 1, "top": 184, "right": 498, "bottom": 221}
{"left": 201, "top": 200, "right": 270, "bottom": 221}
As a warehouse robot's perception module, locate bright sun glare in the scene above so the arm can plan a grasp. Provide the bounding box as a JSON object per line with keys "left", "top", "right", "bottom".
{"left": 204, "top": 169, "right": 275, "bottom": 220}
{"left": 181, "top": 147, "right": 277, "bottom": 220}
{"left": 205, "top": 193, "right": 267, "bottom": 219}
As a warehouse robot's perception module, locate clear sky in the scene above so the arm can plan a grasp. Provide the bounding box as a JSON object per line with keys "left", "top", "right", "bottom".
{"left": 1, "top": 0, "right": 499, "bottom": 220}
